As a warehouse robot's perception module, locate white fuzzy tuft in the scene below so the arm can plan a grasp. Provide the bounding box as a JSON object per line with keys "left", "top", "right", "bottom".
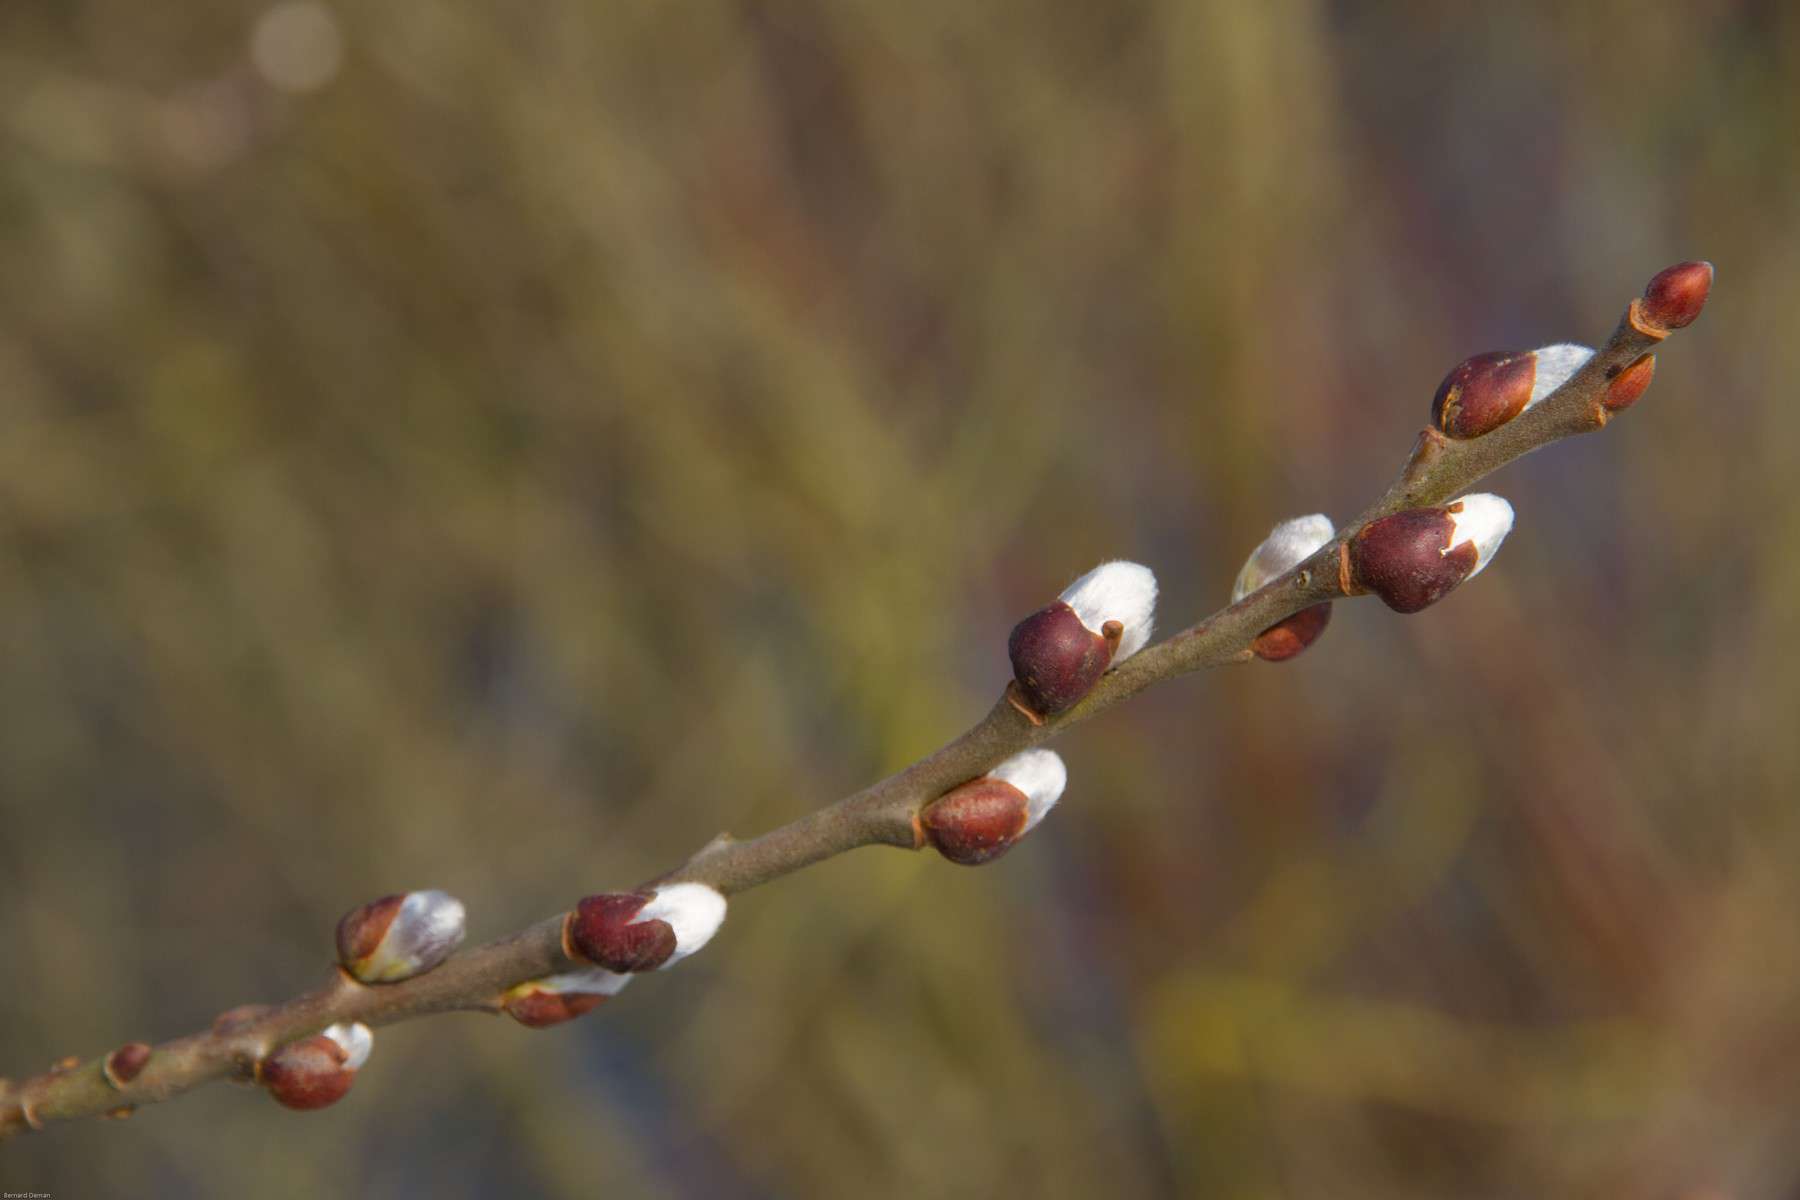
{"left": 1526, "top": 344, "right": 1595, "bottom": 407}
{"left": 1445, "top": 493, "right": 1514, "bottom": 579}
{"left": 632, "top": 883, "right": 727, "bottom": 967}
{"left": 1058, "top": 561, "right": 1157, "bottom": 662}
{"left": 989, "top": 748, "right": 1067, "bottom": 833}
{"left": 1232, "top": 513, "right": 1335, "bottom": 601}
{"left": 365, "top": 889, "right": 466, "bottom": 981}
{"left": 323, "top": 1021, "right": 374, "bottom": 1071}
{"left": 532, "top": 967, "right": 633, "bottom": 998}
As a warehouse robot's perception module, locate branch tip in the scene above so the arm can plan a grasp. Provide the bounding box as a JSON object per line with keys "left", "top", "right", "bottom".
{"left": 1640, "top": 260, "right": 1714, "bottom": 331}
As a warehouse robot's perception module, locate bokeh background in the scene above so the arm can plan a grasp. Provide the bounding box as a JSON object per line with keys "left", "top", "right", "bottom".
{"left": 2, "top": 2, "right": 1795, "bottom": 1196}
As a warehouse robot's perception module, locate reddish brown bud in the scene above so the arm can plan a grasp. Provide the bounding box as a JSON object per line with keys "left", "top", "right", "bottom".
{"left": 507, "top": 971, "right": 619, "bottom": 1029}
{"left": 504, "top": 989, "right": 610, "bottom": 1029}
{"left": 336, "top": 893, "right": 404, "bottom": 964}
{"left": 1604, "top": 354, "right": 1656, "bottom": 412}
{"left": 1641, "top": 261, "right": 1713, "bottom": 331}
{"left": 104, "top": 1043, "right": 152, "bottom": 1088}
{"left": 502, "top": 966, "right": 631, "bottom": 1028}
{"left": 566, "top": 885, "right": 726, "bottom": 974}
{"left": 568, "top": 893, "right": 677, "bottom": 972}
{"left": 336, "top": 889, "right": 466, "bottom": 983}
{"left": 1007, "top": 562, "right": 1158, "bottom": 719}
{"left": 922, "top": 779, "right": 1031, "bottom": 866}
{"left": 1251, "top": 603, "right": 1333, "bottom": 661}
{"left": 1432, "top": 345, "right": 1597, "bottom": 437}
{"left": 1349, "top": 510, "right": 1468, "bottom": 613}
{"left": 1347, "top": 494, "right": 1512, "bottom": 613}
{"left": 259, "top": 1036, "right": 354, "bottom": 1111}
{"left": 1007, "top": 602, "right": 1112, "bottom": 718}
{"left": 921, "top": 749, "right": 1066, "bottom": 866}
{"left": 1432, "top": 351, "right": 1535, "bottom": 439}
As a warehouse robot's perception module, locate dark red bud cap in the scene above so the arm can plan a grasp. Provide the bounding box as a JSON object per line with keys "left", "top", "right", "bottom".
{"left": 259, "top": 1036, "right": 354, "bottom": 1111}
{"left": 1348, "top": 510, "right": 1477, "bottom": 614}
{"left": 567, "top": 894, "right": 676, "bottom": 973}
{"left": 1641, "top": 261, "right": 1713, "bottom": 330}
{"left": 1431, "top": 351, "right": 1536, "bottom": 439}
{"left": 335, "top": 893, "right": 405, "bottom": 967}
{"left": 1251, "top": 602, "right": 1333, "bottom": 662}
{"left": 1008, "top": 602, "right": 1112, "bottom": 718}
{"left": 921, "top": 779, "right": 1031, "bottom": 866}
{"left": 1604, "top": 354, "right": 1656, "bottom": 412}
{"left": 104, "top": 1043, "right": 152, "bottom": 1088}
{"left": 503, "top": 989, "right": 611, "bottom": 1029}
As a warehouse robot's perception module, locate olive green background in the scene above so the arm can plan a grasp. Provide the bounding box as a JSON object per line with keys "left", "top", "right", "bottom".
{"left": 3, "top": 2, "right": 1796, "bottom": 1196}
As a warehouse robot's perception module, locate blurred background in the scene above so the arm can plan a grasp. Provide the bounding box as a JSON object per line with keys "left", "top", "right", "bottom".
{"left": 1, "top": 2, "right": 1794, "bottom": 1196}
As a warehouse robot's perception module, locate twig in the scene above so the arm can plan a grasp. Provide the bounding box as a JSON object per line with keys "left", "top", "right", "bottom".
{"left": 0, "top": 262, "right": 1712, "bottom": 1142}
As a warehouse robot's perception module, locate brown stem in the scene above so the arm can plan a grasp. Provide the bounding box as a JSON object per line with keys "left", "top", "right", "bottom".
{"left": 0, "top": 277, "right": 1696, "bottom": 1142}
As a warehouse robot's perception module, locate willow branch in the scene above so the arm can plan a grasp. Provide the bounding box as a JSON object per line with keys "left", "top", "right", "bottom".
{"left": 0, "top": 263, "right": 1711, "bottom": 1143}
